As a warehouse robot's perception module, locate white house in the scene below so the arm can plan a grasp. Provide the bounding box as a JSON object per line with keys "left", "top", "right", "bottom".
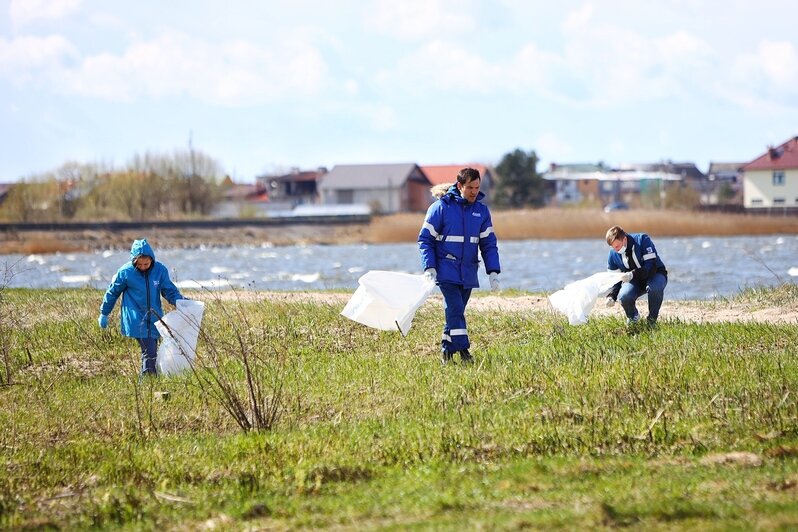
{"left": 742, "top": 136, "right": 798, "bottom": 210}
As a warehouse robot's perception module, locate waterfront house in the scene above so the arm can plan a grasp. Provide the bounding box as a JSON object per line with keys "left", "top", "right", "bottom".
{"left": 741, "top": 136, "right": 798, "bottom": 211}
{"left": 317, "top": 163, "right": 431, "bottom": 213}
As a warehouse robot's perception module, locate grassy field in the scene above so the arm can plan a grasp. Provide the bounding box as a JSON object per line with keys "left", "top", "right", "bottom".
{"left": 1, "top": 286, "right": 797, "bottom": 529}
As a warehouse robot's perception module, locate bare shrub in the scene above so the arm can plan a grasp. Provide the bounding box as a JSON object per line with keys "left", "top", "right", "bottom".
{"left": 0, "top": 260, "right": 29, "bottom": 386}
{"left": 165, "top": 289, "right": 289, "bottom": 432}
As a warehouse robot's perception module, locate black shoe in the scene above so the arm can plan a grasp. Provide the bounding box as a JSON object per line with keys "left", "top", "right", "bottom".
{"left": 459, "top": 350, "right": 474, "bottom": 365}
{"left": 440, "top": 351, "right": 453, "bottom": 366}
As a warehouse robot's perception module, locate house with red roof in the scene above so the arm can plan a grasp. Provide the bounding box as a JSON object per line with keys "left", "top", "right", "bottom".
{"left": 741, "top": 136, "right": 798, "bottom": 210}
{"left": 420, "top": 164, "right": 493, "bottom": 202}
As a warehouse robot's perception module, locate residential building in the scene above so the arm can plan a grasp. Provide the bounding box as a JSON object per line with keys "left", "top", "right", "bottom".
{"left": 256, "top": 167, "right": 326, "bottom": 209}
{"left": 317, "top": 163, "right": 431, "bottom": 213}
{"left": 741, "top": 136, "right": 798, "bottom": 210}
{"left": 543, "top": 162, "right": 693, "bottom": 208}
{"left": 213, "top": 178, "right": 270, "bottom": 218}
{"left": 542, "top": 163, "right": 606, "bottom": 205}
{"left": 705, "top": 162, "right": 744, "bottom": 206}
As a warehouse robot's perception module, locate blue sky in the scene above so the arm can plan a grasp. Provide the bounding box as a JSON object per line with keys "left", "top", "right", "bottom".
{"left": 1, "top": 0, "right": 797, "bottom": 183}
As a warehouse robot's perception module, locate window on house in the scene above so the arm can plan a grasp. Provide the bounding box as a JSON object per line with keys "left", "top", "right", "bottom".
{"left": 773, "top": 171, "right": 785, "bottom": 186}
{"left": 751, "top": 198, "right": 764, "bottom": 206}
{"left": 336, "top": 190, "right": 354, "bottom": 203}
{"left": 773, "top": 198, "right": 786, "bottom": 205}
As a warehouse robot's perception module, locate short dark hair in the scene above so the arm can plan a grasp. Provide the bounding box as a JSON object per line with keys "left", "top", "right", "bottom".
{"left": 457, "top": 167, "right": 481, "bottom": 185}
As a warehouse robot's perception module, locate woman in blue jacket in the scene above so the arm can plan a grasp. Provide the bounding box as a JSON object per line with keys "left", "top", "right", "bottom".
{"left": 98, "top": 239, "right": 185, "bottom": 376}
{"left": 604, "top": 225, "right": 668, "bottom": 326}
{"left": 419, "top": 168, "right": 501, "bottom": 365}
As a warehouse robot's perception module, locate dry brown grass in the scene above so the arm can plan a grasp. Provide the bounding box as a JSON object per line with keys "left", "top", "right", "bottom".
{"left": 367, "top": 208, "right": 798, "bottom": 243}
{"left": 0, "top": 235, "right": 88, "bottom": 254}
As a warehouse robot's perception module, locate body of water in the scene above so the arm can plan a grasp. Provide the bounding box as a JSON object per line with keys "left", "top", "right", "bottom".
{"left": 3, "top": 234, "right": 797, "bottom": 300}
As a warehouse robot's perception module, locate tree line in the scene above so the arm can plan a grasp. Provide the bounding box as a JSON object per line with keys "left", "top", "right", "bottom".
{"left": 0, "top": 148, "right": 549, "bottom": 222}
{"left": 0, "top": 150, "right": 224, "bottom": 222}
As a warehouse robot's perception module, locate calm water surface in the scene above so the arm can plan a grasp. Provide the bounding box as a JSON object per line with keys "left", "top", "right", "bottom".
{"left": 4, "top": 235, "right": 797, "bottom": 300}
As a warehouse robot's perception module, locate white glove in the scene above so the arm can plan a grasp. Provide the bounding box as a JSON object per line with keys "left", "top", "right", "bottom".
{"left": 604, "top": 296, "right": 616, "bottom": 308}
{"left": 621, "top": 271, "right": 633, "bottom": 283}
{"left": 424, "top": 268, "right": 437, "bottom": 283}
{"left": 489, "top": 272, "right": 499, "bottom": 292}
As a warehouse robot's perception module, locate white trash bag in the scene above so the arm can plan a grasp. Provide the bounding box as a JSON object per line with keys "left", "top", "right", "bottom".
{"left": 341, "top": 270, "right": 436, "bottom": 336}
{"left": 155, "top": 299, "right": 206, "bottom": 376}
{"left": 548, "top": 271, "right": 626, "bottom": 325}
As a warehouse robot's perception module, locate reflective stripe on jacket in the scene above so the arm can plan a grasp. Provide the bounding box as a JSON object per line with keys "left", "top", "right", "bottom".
{"left": 418, "top": 185, "right": 501, "bottom": 288}
{"left": 606, "top": 232, "right": 668, "bottom": 298}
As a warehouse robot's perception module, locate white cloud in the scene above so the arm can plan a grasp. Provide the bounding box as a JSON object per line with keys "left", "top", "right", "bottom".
{"left": 9, "top": 0, "right": 82, "bottom": 26}
{"left": 376, "top": 40, "right": 499, "bottom": 94}
{"left": 365, "top": 0, "right": 475, "bottom": 40}
{"left": 726, "top": 40, "right": 798, "bottom": 110}
{"left": 0, "top": 35, "right": 78, "bottom": 84}
{"left": 1, "top": 31, "right": 330, "bottom": 105}
{"left": 371, "top": 4, "right": 717, "bottom": 107}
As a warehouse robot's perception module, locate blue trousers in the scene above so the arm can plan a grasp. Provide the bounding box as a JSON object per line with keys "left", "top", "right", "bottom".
{"left": 137, "top": 337, "right": 159, "bottom": 376}
{"left": 439, "top": 282, "right": 472, "bottom": 354}
{"left": 619, "top": 273, "right": 668, "bottom": 323}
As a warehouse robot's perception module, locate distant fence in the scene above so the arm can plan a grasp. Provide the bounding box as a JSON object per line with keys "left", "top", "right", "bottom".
{"left": 0, "top": 214, "right": 371, "bottom": 233}
{"left": 697, "top": 205, "right": 798, "bottom": 216}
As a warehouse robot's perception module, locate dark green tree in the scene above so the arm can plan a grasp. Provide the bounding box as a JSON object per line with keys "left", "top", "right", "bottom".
{"left": 492, "top": 148, "right": 547, "bottom": 208}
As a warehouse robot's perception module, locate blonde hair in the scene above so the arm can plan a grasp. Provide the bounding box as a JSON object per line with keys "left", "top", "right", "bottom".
{"left": 605, "top": 225, "right": 626, "bottom": 245}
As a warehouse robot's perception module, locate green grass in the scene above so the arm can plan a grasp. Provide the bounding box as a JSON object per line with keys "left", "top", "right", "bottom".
{"left": 1, "top": 287, "right": 797, "bottom": 530}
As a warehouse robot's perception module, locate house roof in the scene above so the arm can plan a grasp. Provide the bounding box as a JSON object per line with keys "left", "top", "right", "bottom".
{"left": 420, "top": 164, "right": 490, "bottom": 185}
{"left": 223, "top": 183, "right": 267, "bottom": 201}
{"left": 708, "top": 162, "right": 744, "bottom": 174}
{"left": 544, "top": 161, "right": 704, "bottom": 181}
{"left": 620, "top": 162, "right": 705, "bottom": 180}
{"left": 319, "top": 163, "right": 426, "bottom": 190}
{"left": 258, "top": 168, "right": 326, "bottom": 184}
{"left": 742, "top": 136, "right": 798, "bottom": 171}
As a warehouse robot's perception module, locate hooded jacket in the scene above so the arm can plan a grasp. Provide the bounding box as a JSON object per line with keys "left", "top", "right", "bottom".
{"left": 100, "top": 239, "right": 184, "bottom": 339}
{"left": 607, "top": 232, "right": 668, "bottom": 298}
{"left": 418, "top": 184, "right": 501, "bottom": 288}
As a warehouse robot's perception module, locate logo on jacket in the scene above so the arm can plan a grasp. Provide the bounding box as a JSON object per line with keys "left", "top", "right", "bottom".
{"left": 153, "top": 281, "right": 160, "bottom": 287}
{"left": 646, "top": 247, "right": 653, "bottom": 253}
{"left": 472, "top": 212, "right": 481, "bottom": 217}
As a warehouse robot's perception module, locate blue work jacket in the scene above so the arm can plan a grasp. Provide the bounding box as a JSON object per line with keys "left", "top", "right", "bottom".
{"left": 418, "top": 185, "right": 501, "bottom": 288}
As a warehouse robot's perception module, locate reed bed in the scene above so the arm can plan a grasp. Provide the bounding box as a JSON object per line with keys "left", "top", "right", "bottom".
{"left": 368, "top": 208, "right": 798, "bottom": 244}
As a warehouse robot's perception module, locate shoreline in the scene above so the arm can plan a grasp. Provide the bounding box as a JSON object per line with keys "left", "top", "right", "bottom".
{"left": 2, "top": 207, "right": 797, "bottom": 255}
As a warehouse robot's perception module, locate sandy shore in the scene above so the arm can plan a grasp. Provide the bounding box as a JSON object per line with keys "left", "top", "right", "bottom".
{"left": 196, "top": 290, "right": 798, "bottom": 325}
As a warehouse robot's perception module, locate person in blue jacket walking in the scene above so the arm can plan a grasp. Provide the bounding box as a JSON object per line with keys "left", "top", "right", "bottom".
{"left": 604, "top": 225, "right": 668, "bottom": 326}
{"left": 98, "top": 239, "right": 185, "bottom": 376}
{"left": 419, "top": 167, "right": 501, "bottom": 365}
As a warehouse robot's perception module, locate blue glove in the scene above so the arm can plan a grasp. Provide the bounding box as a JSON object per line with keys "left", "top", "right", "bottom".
{"left": 98, "top": 314, "right": 109, "bottom": 329}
